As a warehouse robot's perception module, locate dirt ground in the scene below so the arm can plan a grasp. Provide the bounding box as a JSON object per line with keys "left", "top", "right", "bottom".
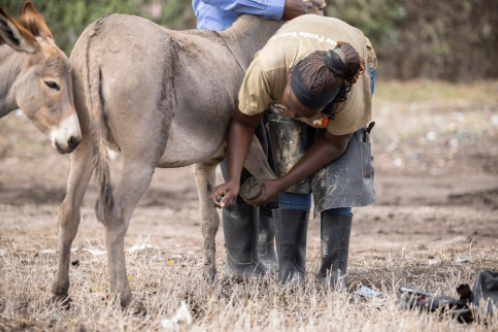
{"left": 1, "top": 80, "right": 498, "bottom": 331}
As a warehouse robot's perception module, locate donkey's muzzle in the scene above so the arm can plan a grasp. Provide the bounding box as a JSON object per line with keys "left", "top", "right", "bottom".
{"left": 55, "top": 136, "right": 81, "bottom": 154}
{"left": 68, "top": 136, "right": 80, "bottom": 151}
{"left": 51, "top": 114, "right": 82, "bottom": 154}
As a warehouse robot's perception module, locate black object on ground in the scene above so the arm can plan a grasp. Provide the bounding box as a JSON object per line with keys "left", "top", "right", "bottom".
{"left": 396, "top": 270, "right": 498, "bottom": 324}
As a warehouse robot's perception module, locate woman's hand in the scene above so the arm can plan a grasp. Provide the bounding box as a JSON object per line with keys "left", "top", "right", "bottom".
{"left": 210, "top": 180, "right": 240, "bottom": 208}
{"left": 245, "top": 179, "right": 283, "bottom": 207}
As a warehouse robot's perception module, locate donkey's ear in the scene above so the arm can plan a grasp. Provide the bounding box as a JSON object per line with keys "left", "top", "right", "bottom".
{"left": 0, "top": 5, "right": 38, "bottom": 53}
{"left": 20, "top": 1, "right": 53, "bottom": 39}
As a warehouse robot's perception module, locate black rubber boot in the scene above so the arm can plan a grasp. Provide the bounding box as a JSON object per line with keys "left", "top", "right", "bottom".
{"left": 258, "top": 208, "right": 279, "bottom": 271}
{"left": 317, "top": 213, "right": 353, "bottom": 291}
{"left": 273, "top": 209, "right": 309, "bottom": 291}
{"left": 223, "top": 203, "right": 269, "bottom": 281}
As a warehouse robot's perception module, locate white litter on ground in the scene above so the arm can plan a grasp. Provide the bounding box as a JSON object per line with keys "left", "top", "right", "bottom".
{"left": 126, "top": 244, "right": 160, "bottom": 253}
{"left": 40, "top": 244, "right": 161, "bottom": 257}
{"left": 455, "top": 257, "right": 470, "bottom": 263}
{"left": 356, "top": 286, "right": 385, "bottom": 302}
{"left": 161, "top": 301, "right": 192, "bottom": 331}
{"left": 449, "top": 138, "right": 459, "bottom": 147}
{"left": 82, "top": 248, "right": 107, "bottom": 256}
{"left": 426, "top": 132, "right": 437, "bottom": 141}
{"left": 491, "top": 115, "right": 498, "bottom": 126}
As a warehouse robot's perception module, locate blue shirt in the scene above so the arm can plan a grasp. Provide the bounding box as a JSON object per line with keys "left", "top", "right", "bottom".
{"left": 193, "top": 0, "right": 285, "bottom": 31}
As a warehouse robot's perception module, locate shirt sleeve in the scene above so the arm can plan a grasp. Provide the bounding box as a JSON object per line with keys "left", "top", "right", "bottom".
{"left": 238, "top": 57, "right": 273, "bottom": 116}
{"left": 364, "top": 37, "right": 377, "bottom": 72}
{"left": 200, "top": 0, "right": 285, "bottom": 20}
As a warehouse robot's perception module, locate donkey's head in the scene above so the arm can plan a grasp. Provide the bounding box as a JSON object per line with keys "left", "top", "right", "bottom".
{"left": 0, "top": 2, "right": 81, "bottom": 154}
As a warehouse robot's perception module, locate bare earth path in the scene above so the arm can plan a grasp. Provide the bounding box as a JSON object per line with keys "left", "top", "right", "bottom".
{"left": 1, "top": 81, "right": 498, "bottom": 331}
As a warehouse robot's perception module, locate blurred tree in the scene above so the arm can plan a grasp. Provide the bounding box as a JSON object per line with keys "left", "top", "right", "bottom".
{"left": 2, "top": 0, "right": 196, "bottom": 55}
{"left": 2, "top": 0, "right": 497, "bottom": 81}
{"left": 326, "top": 0, "right": 498, "bottom": 81}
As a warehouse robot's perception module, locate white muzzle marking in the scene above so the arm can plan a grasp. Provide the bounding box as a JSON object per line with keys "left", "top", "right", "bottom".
{"left": 50, "top": 114, "right": 82, "bottom": 152}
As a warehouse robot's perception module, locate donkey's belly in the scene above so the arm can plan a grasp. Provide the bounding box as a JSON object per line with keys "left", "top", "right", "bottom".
{"left": 156, "top": 119, "right": 225, "bottom": 168}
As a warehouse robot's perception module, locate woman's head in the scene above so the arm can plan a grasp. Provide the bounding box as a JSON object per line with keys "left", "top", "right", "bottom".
{"left": 283, "top": 41, "right": 365, "bottom": 119}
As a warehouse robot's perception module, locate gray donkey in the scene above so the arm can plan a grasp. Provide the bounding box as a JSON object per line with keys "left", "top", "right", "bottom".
{"left": 0, "top": 2, "right": 81, "bottom": 154}
{"left": 54, "top": 3, "right": 324, "bottom": 307}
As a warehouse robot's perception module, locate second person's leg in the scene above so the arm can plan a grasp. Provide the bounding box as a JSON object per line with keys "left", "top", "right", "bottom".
{"left": 220, "top": 117, "right": 276, "bottom": 278}
{"left": 317, "top": 208, "right": 352, "bottom": 291}
{"left": 273, "top": 192, "right": 310, "bottom": 290}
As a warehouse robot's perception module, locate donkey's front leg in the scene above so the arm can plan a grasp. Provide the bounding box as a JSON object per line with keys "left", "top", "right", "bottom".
{"left": 194, "top": 162, "right": 220, "bottom": 279}
{"left": 52, "top": 136, "right": 93, "bottom": 302}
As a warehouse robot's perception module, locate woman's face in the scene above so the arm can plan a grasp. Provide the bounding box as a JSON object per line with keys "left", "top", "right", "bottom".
{"left": 283, "top": 73, "right": 323, "bottom": 119}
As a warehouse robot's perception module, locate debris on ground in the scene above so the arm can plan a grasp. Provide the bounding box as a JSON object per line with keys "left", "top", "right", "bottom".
{"left": 161, "top": 301, "right": 192, "bottom": 331}
{"left": 396, "top": 270, "right": 498, "bottom": 323}
{"left": 356, "top": 286, "right": 385, "bottom": 302}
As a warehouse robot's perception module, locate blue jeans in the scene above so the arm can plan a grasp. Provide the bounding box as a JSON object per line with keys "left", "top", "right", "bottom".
{"left": 277, "top": 69, "right": 377, "bottom": 216}
{"left": 279, "top": 192, "right": 352, "bottom": 215}
{"left": 371, "top": 68, "right": 377, "bottom": 97}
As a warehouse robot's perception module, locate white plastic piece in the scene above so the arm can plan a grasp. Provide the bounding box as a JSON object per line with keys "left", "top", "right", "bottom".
{"left": 161, "top": 301, "right": 192, "bottom": 331}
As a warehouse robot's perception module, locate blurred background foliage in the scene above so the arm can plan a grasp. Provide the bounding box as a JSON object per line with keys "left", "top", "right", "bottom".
{"left": 326, "top": 0, "right": 498, "bottom": 81}
{"left": 2, "top": 0, "right": 497, "bottom": 81}
{"left": 3, "top": 0, "right": 197, "bottom": 56}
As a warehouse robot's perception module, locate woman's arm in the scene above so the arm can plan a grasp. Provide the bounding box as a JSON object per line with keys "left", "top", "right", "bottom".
{"left": 245, "top": 130, "right": 353, "bottom": 206}
{"left": 210, "top": 106, "right": 264, "bottom": 208}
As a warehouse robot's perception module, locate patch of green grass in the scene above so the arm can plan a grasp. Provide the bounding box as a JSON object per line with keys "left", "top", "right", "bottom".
{"left": 15, "top": 138, "right": 45, "bottom": 148}
{"left": 128, "top": 273, "right": 135, "bottom": 290}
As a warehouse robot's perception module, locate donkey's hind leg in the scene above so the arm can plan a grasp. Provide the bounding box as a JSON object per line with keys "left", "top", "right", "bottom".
{"left": 104, "top": 156, "right": 158, "bottom": 307}
{"left": 194, "top": 162, "right": 220, "bottom": 279}
{"left": 52, "top": 135, "right": 93, "bottom": 302}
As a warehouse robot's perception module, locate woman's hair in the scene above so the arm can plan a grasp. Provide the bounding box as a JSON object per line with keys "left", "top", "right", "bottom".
{"left": 296, "top": 41, "right": 365, "bottom": 96}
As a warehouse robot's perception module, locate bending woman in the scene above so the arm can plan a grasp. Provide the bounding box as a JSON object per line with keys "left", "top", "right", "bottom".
{"left": 211, "top": 14, "right": 377, "bottom": 291}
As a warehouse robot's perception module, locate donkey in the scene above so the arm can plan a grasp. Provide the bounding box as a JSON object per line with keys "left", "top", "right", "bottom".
{"left": 0, "top": 2, "right": 81, "bottom": 154}
{"left": 53, "top": 3, "right": 324, "bottom": 306}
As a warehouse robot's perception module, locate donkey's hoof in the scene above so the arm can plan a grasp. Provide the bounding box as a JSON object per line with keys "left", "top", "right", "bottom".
{"left": 126, "top": 299, "right": 147, "bottom": 316}
{"left": 50, "top": 295, "right": 72, "bottom": 310}
{"left": 201, "top": 264, "right": 217, "bottom": 282}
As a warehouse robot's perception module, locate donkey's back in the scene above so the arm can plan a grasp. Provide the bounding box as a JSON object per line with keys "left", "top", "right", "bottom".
{"left": 70, "top": 14, "right": 243, "bottom": 168}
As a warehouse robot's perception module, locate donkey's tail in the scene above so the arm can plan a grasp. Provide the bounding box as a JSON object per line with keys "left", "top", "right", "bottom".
{"left": 84, "top": 15, "right": 113, "bottom": 224}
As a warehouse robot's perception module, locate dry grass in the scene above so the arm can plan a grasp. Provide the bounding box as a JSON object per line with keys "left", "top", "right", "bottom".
{"left": 0, "top": 243, "right": 496, "bottom": 331}
{"left": 1, "top": 80, "right": 498, "bottom": 331}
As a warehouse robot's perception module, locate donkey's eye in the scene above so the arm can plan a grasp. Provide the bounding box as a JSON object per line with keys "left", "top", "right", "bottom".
{"left": 45, "top": 81, "right": 60, "bottom": 91}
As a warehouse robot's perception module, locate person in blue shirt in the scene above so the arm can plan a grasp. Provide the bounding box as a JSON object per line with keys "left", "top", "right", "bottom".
{"left": 193, "top": 0, "right": 313, "bottom": 30}
{"left": 192, "top": 0, "right": 312, "bottom": 281}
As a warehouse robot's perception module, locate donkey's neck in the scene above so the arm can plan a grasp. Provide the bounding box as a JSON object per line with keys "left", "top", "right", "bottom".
{"left": 0, "top": 46, "right": 23, "bottom": 118}
{"left": 220, "top": 15, "right": 284, "bottom": 71}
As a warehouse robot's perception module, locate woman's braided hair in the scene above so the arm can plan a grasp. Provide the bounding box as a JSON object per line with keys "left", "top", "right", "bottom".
{"left": 296, "top": 41, "right": 365, "bottom": 98}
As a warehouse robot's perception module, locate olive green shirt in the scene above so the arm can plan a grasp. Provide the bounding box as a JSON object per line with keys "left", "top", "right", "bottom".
{"left": 238, "top": 15, "right": 377, "bottom": 135}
